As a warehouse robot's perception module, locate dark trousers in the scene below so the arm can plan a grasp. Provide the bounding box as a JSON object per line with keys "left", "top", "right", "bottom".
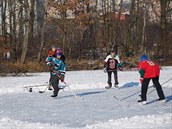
{"left": 51, "top": 75, "right": 60, "bottom": 96}
{"left": 141, "top": 76, "right": 165, "bottom": 101}
{"left": 107, "top": 70, "right": 119, "bottom": 85}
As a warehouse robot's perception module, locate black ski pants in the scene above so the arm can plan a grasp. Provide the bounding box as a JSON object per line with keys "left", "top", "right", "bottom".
{"left": 141, "top": 76, "right": 165, "bottom": 101}
{"left": 107, "top": 70, "right": 119, "bottom": 85}
{"left": 51, "top": 75, "right": 60, "bottom": 96}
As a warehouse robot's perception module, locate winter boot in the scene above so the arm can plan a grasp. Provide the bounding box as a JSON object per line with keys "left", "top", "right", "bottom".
{"left": 158, "top": 98, "right": 166, "bottom": 103}
{"left": 105, "top": 83, "right": 112, "bottom": 89}
{"left": 114, "top": 83, "right": 119, "bottom": 88}
{"left": 48, "top": 86, "right": 53, "bottom": 91}
{"left": 138, "top": 99, "right": 147, "bottom": 105}
{"left": 51, "top": 94, "right": 58, "bottom": 97}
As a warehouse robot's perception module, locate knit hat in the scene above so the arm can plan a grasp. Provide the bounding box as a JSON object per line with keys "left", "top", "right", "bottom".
{"left": 57, "top": 47, "right": 63, "bottom": 53}
{"left": 111, "top": 50, "right": 115, "bottom": 53}
{"left": 140, "top": 54, "right": 148, "bottom": 61}
{"left": 51, "top": 45, "right": 56, "bottom": 49}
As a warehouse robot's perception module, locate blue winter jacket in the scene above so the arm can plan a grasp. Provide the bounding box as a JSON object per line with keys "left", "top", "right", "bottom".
{"left": 46, "top": 57, "right": 66, "bottom": 77}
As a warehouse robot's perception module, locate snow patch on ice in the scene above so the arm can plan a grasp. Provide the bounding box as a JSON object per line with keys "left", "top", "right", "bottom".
{"left": 1, "top": 114, "right": 172, "bottom": 129}
{"left": 86, "top": 113, "right": 172, "bottom": 129}
{"left": 0, "top": 117, "right": 71, "bottom": 129}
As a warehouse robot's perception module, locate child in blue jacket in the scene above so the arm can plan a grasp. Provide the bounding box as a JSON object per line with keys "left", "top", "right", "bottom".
{"left": 46, "top": 52, "right": 66, "bottom": 97}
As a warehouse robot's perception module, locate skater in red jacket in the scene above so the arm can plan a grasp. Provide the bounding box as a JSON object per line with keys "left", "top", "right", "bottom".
{"left": 48, "top": 45, "right": 57, "bottom": 57}
{"left": 138, "top": 55, "right": 165, "bottom": 104}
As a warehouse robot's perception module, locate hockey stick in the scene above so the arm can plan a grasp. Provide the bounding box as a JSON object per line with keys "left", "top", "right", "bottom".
{"left": 120, "top": 84, "right": 154, "bottom": 101}
{"left": 39, "top": 85, "right": 65, "bottom": 93}
{"left": 23, "top": 82, "right": 50, "bottom": 92}
{"left": 147, "top": 77, "right": 172, "bottom": 95}
{"left": 39, "top": 85, "right": 50, "bottom": 93}
{"left": 121, "top": 77, "right": 172, "bottom": 101}
{"left": 24, "top": 83, "right": 48, "bottom": 88}
{"left": 113, "top": 95, "right": 121, "bottom": 102}
{"left": 50, "top": 69, "right": 80, "bottom": 99}
{"left": 63, "top": 83, "right": 79, "bottom": 99}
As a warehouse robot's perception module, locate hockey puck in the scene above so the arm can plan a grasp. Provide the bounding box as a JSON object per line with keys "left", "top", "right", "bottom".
{"left": 39, "top": 91, "right": 44, "bottom": 93}
{"left": 29, "top": 88, "right": 33, "bottom": 92}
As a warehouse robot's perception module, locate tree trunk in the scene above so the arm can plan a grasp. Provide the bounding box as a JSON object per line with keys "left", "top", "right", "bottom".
{"left": 20, "top": 27, "right": 29, "bottom": 64}
{"left": 1, "top": 0, "right": 7, "bottom": 36}
{"left": 160, "top": 0, "right": 168, "bottom": 56}
{"left": 37, "top": 0, "right": 48, "bottom": 62}
{"left": 141, "top": 1, "right": 147, "bottom": 53}
{"left": 12, "top": 0, "right": 17, "bottom": 60}
{"left": 37, "top": 20, "right": 46, "bottom": 62}
{"left": 17, "top": 0, "right": 24, "bottom": 59}
{"left": 29, "top": 0, "right": 36, "bottom": 46}
{"left": 20, "top": 0, "right": 29, "bottom": 64}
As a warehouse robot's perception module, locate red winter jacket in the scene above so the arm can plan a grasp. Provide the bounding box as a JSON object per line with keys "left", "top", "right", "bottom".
{"left": 48, "top": 50, "right": 56, "bottom": 57}
{"left": 138, "top": 60, "right": 160, "bottom": 78}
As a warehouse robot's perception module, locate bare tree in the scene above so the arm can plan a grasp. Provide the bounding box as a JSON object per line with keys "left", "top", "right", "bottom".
{"left": 20, "top": 0, "right": 30, "bottom": 64}
{"left": 159, "top": 0, "right": 168, "bottom": 56}
{"left": 37, "top": 0, "right": 48, "bottom": 62}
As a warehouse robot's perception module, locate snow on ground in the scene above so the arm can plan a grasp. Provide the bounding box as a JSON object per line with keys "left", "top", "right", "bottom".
{"left": 0, "top": 66, "right": 172, "bottom": 129}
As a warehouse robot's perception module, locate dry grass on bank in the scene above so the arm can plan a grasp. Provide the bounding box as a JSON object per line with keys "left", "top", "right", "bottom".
{"left": 0, "top": 61, "right": 46, "bottom": 74}
{"left": 0, "top": 59, "right": 104, "bottom": 74}
{"left": 0, "top": 56, "right": 172, "bottom": 75}
{"left": 67, "top": 59, "right": 104, "bottom": 70}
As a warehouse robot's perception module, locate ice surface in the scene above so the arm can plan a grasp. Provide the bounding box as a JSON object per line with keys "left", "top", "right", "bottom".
{"left": 0, "top": 66, "right": 172, "bottom": 129}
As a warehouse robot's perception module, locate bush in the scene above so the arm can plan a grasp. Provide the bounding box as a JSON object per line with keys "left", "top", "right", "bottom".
{"left": 0, "top": 61, "right": 47, "bottom": 74}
